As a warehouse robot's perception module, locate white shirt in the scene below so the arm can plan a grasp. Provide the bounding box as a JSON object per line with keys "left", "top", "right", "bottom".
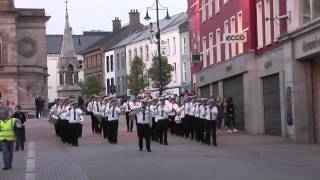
{"left": 149, "top": 104, "right": 156, "bottom": 118}
{"left": 92, "top": 101, "right": 101, "bottom": 115}
{"left": 68, "top": 108, "right": 83, "bottom": 123}
{"left": 195, "top": 104, "right": 200, "bottom": 118}
{"left": 155, "top": 104, "right": 172, "bottom": 122}
{"left": 168, "top": 103, "right": 179, "bottom": 116}
{"left": 60, "top": 105, "right": 70, "bottom": 120}
{"left": 136, "top": 107, "right": 152, "bottom": 124}
{"left": 87, "top": 102, "right": 93, "bottom": 112}
{"left": 180, "top": 105, "right": 185, "bottom": 118}
{"left": 200, "top": 105, "right": 207, "bottom": 119}
{"left": 184, "top": 102, "right": 190, "bottom": 115}
{"left": 122, "top": 101, "right": 134, "bottom": 112}
{"left": 189, "top": 103, "right": 195, "bottom": 116}
{"left": 205, "top": 106, "right": 218, "bottom": 121}
{"left": 106, "top": 106, "right": 121, "bottom": 121}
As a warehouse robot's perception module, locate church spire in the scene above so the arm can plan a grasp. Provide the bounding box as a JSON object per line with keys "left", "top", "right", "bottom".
{"left": 60, "top": 0, "right": 76, "bottom": 58}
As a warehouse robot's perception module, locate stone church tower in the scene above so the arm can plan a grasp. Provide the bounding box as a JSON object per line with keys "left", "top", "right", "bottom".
{"left": 57, "top": 4, "right": 81, "bottom": 98}
{"left": 0, "top": 0, "right": 49, "bottom": 116}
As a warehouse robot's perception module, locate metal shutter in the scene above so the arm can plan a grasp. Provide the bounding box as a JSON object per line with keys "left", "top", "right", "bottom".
{"left": 200, "top": 84, "right": 210, "bottom": 98}
{"left": 263, "top": 74, "right": 281, "bottom": 136}
{"left": 212, "top": 82, "right": 219, "bottom": 97}
{"left": 223, "top": 75, "right": 245, "bottom": 130}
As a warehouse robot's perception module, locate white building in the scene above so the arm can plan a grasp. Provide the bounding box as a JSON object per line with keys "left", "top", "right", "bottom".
{"left": 47, "top": 32, "right": 107, "bottom": 102}
{"left": 115, "top": 12, "right": 191, "bottom": 97}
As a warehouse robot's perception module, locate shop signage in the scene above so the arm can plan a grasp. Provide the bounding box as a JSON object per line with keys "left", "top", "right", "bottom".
{"left": 223, "top": 33, "right": 247, "bottom": 43}
{"left": 294, "top": 30, "right": 320, "bottom": 60}
{"left": 302, "top": 37, "right": 320, "bottom": 52}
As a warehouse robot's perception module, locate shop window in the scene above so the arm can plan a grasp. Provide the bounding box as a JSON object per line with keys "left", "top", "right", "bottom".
{"left": 0, "top": 35, "right": 2, "bottom": 64}
{"left": 0, "top": 91, "right": 3, "bottom": 102}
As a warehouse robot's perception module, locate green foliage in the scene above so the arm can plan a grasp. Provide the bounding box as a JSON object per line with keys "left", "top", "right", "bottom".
{"left": 126, "top": 56, "right": 149, "bottom": 96}
{"left": 148, "top": 56, "right": 174, "bottom": 88}
{"left": 83, "top": 76, "right": 103, "bottom": 98}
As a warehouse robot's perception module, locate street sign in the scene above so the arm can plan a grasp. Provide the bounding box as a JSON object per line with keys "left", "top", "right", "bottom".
{"left": 223, "top": 33, "right": 247, "bottom": 43}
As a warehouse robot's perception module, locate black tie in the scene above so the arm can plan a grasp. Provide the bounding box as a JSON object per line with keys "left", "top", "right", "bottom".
{"left": 210, "top": 109, "right": 212, "bottom": 120}
{"left": 128, "top": 102, "right": 131, "bottom": 111}
{"left": 74, "top": 109, "right": 76, "bottom": 120}
{"left": 96, "top": 104, "right": 99, "bottom": 112}
{"left": 112, "top": 106, "right": 115, "bottom": 118}
{"left": 161, "top": 107, "right": 164, "bottom": 117}
{"left": 143, "top": 109, "right": 145, "bottom": 121}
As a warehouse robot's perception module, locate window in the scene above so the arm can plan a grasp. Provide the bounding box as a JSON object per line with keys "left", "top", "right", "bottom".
{"left": 121, "top": 52, "right": 126, "bottom": 69}
{"left": 134, "top": 48, "right": 137, "bottom": 57}
{"left": 129, "top": 50, "right": 132, "bottom": 63}
{"left": 107, "top": 79, "right": 110, "bottom": 94}
{"left": 0, "top": 91, "right": 3, "bottom": 102}
{"left": 111, "top": 78, "right": 114, "bottom": 87}
{"left": 173, "top": 63, "right": 177, "bottom": 82}
{"left": 106, "top": 56, "right": 110, "bottom": 73}
{"left": 182, "top": 37, "right": 187, "bottom": 55}
{"left": 202, "top": 0, "right": 206, "bottom": 22}
{"left": 230, "top": 16, "right": 236, "bottom": 57}
{"left": 208, "top": 0, "right": 213, "bottom": 18}
{"left": 173, "top": 37, "right": 176, "bottom": 55}
{"left": 215, "top": 0, "right": 220, "bottom": 14}
{"left": 78, "top": 60, "right": 83, "bottom": 69}
{"left": 116, "top": 53, "right": 120, "bottom": 70}
{"left": 209, "top": 33, "right": 214, "bottom": 65}
{"left": 140, "top": 46, "right": 143, "bottom": 60}
{"left": 216, "top": 28, "right": 221, "bottom": 62}
{"left": 273, "top": 0, "right": 280, "bottom": 40}
{"left": 183, "top": 61, "right": 188, "bottom": 83}
{"left": 224, "top": 20, "right": 230, "bottom": 60}
{"left": 145, "top": 45, "right": 149, "bottom": 61}
{"left": 117, "top": 77, "right": 121, "bottom": 94}
{"left": 224, "top": 0, "right": 228, "bottom": 4}
{"left": 303, "top": 0, "right": 320, "bottom": 24}
{"left": 202, "top": 36, "right": 207, "bottom": 68}
{"left": 122, "top": 76, "right": 126, "bottom": 93}
{"left": 167, "top": 39, "right": 170, "bottom": 55}
{"left": 264, "top": 0, "right": 271, "bottom": 45}
{"left": 237, "top": 11, "right": 244, "bottom": 54}
{"left": 110, "top": 55, "right": 114, "bottom": 72}
{"left": 257, "top": 2, "right": 263, "bottom": 49}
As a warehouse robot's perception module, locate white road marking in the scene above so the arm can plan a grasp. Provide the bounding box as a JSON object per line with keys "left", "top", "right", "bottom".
{"left": 25, "top": 142, "right": 36, "bottom": 180}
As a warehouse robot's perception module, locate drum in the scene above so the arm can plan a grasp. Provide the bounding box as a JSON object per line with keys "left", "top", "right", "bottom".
{"left": 48, "top": 115, "right": 59, "bottom": 125}
{"left": 175, "top": 116, "right": 181, "bottom": 124}
{"left": 96, "top": 114, "right": 102, "bottom": 123}
{"left": 129, "top": 111, "right": 136, "bottom": 122}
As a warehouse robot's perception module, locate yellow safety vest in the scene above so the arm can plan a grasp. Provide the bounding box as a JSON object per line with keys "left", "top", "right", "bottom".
{"left": 0, "top": 118, "right": 16, "bottom": 141}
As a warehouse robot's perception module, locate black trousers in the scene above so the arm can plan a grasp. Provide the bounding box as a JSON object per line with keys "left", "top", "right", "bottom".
{"left": 168, "top": 116, "right": 175, "bottom": 135}
{"left": 101, "top": 117, "right": 108, "bottom": 139}
{"left": 90, "top": 112, "right": 95, "bottom": 133}
{"left": 205, "top": 120, "right": 217, "bottom": 146}
{"left": 107, "top": 120, "right": 119, "bottom": 144}
{"left": 69, "top": 123, "right": 80, "bottom": 146}
{"left": 55, "top": 119, "right": 61, "bottom": 137}
{"left": 15, "top": 127, "right": 25, "bottom": 150}
{"left": 157, "top": 119, "right": 169, "bottom": 144}
{"left": 125, "top": 112, "right": 133, "bottom": 132}
{"left": 151, "top": 117, "right": 157, "bottom": 141}
{"left": 137, "top": 124, "right": 151, "bottom": 151}
{"left": 59, "top": 120, "right": 69, "bottom": 143}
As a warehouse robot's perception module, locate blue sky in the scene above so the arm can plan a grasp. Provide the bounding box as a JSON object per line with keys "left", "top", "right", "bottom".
{"left": 15, "top": 0, "right": 187, "bottom": 34}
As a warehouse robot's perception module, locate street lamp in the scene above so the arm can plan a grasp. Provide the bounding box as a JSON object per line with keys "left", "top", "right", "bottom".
{"left": 144, "top": 0, "right": 171, "bottom": 96}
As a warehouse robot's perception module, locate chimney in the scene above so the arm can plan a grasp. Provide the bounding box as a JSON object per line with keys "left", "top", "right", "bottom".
{"left": 129, "top": 9, "right": 140, "bottom": 26}
{"left": 112, "top": 17, "right": 121, "bottom": 32}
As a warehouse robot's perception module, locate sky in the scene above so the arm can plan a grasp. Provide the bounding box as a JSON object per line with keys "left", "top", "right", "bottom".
{"left": 15, "top": 0, "right": 188, "bottom": 35}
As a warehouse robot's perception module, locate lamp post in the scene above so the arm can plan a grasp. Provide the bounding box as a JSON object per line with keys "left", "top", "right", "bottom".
{"left": 144, "top": 0, "right": 171, "bottom": 96}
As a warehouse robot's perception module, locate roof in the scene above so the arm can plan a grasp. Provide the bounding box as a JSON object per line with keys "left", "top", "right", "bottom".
{"left": 47, "top": 31, "right": 109, "bottom": 54}
{"left": 111, "top": 12, "right": 188, "bottom": 50}
{"left": 81, "top": 23, "right": 145, "bottom": 54}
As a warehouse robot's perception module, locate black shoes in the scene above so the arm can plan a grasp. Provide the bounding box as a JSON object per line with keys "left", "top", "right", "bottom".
{"left": 147, "top": 149, "right": 152, "bottom": 152}
{"left": 3, "top": 167, "right": 11, "bottom": 170}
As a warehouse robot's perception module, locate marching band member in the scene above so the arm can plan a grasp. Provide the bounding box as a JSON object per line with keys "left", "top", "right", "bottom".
{"left": 199, "top": 99, "right": 208, "bottom": 143}
{"left": 86, "top": 96, "right": 95, "bottom": 133}
{"left": 188, "top": 96, "right": 196, "bottom": 140}
{"left": 105, "top": 98, "right": 121, "bottom": 144}
{"left": 168, "top": 97, "right": 179, "bottom": 135}
{"left": 150, "top": 98, "right": 158, "bottom": 141}
{"left": 135, "top": 99, "right": 152, "bottom": 152}
{"left": 205, "top": 99, "right": 218, "bottom": 146}
{"left": 92, "top": 95, "right": 102, "bottom": 134}
{"left": 49, "top": 98, "right": 63, "bottom": 137}
{"left": 194, "top": 98, "right": 201, "bottom": 142}
{"left": 122, "top": 96, "right": 134, "bottom": 132}
{"left": 155, "top": 97, "right": 172, "bottom": 145}
{"left": 177, "top": 100, "right": 185, "bottom": 137}
{"left": 183, "top": 97, "right": 190, "bottom": 138}
{"left": 59, "top": 98, "right": 71, "bottom": 144}
{"left": 100, "top": 96, "right": 109, "bottom": 139}
{"left": 67, "top": 101, "right": 83, "bottom": 146}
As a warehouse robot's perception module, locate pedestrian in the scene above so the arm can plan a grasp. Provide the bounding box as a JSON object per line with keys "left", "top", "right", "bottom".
{"left": 100, "top": 96, "right": 110, "bottom": 139}
{"left": 106, "top": 98, "right": 121, "bottom": 144}
{"left": 49, "top": 98, "right": 63, "bottom": 137}
{"left": 227, "top": 97, "right": 238, "bottom": 133}
{"left": 122, "top": 96, "right": 134, "bottom": 132}
{"left": 12, "top": 105, "right": 26, "bottom": 151}
{"left": 86, "top": 96, "right": 95, "bottom": 133}
{"left": 204, "top": 99, "right": 218, "bottom": 146}
{"left": 155, "top": 97, "right": 172, "bottom": 145}
{"left": 59, "top": 98, "right": 71, "bottom": 144}
{"left": 149, "top": 99, "right": 158, "bottom": 141}
{"left": 0, "top": 107, "right": 21, "bottom": 170}
{"left": 135, "top": 99, "right": 152, "bottom": 152}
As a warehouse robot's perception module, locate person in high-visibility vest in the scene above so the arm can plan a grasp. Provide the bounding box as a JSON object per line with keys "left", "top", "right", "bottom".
{"left": 0, "top": 108, "right": 20, "bottom": 170}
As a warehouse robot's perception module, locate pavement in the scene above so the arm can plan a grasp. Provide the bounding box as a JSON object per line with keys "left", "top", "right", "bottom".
{"left": 0, "top": 115, "right": 320, "bottom": 180}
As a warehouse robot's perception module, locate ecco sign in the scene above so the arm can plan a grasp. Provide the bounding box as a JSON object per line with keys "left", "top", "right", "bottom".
{"left": 223, "top": 33, "right": 247, "bottom": 43}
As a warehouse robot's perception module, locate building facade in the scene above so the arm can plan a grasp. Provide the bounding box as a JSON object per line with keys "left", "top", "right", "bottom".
{"left": 0, "top": 0, "right": 49, "bottom": 116}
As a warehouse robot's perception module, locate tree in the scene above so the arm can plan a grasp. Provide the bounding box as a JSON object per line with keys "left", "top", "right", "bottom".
{"left": 148, "top": 56, "right": 174, "bottom": 90}
{"left": 82, "top": 76, "right": 103, "bottom": 98}
{"left": 126, "top": 56, "right": 149, "bottom": 96}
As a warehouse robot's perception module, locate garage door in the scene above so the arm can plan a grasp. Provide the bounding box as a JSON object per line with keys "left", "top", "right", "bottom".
{"left": 263, "top": 74, "right": 281, "bottom": 136}
{"left": 200, "top": 84, "right": 210, "bottom": 98}
{"left": 223, "top": 75, "right": 245, "bottom": 131}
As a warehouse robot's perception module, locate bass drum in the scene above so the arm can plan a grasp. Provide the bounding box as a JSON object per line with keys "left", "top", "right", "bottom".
{"left": 48, "top": 115, "right": 59, "bottom": 125}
